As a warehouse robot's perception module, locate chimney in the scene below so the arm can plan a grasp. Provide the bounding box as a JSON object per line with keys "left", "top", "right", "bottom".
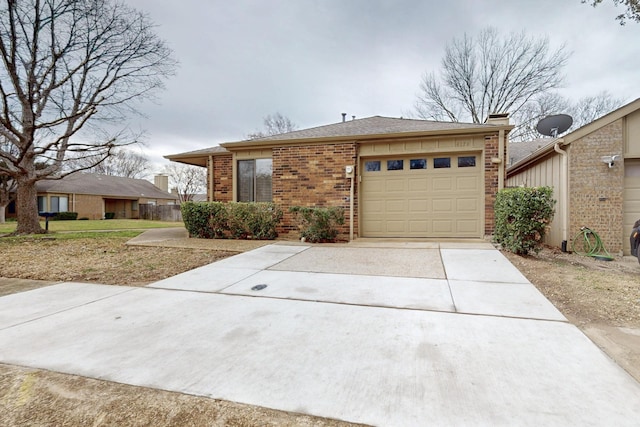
{"left": 352, "top": 115, "right": 356, "bottom": 121}
{"left": 154, "top": 174, "right": 169, "bottom": 192}
{"left": 486, "top": 112, "right": 510, "bottom": 125}
{"left": 341, "top": 113, "right": 346, "bottom": 122}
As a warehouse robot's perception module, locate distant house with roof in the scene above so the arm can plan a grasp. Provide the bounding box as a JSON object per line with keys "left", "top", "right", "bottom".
{"left": 507, "top": 98, "right": 640, "bottom": 256}
{"left": 166, "top": 115, "right": 513, "bottom": 240}
{"left": 10, "top": 172, "right": 179, "bottom": 220}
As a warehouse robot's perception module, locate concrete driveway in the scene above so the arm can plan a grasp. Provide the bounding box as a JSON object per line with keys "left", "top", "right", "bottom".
{"left": 1, "top": 241, "right": 640, "bottom": 426}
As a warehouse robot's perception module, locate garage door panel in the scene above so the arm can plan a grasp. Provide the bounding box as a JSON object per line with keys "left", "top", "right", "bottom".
{"left": 385, "top": 178, "right": 405, "bottom": 192}
{"left": 432, "top": 199, "right": 453, "bottom": 213}
{"left": 624, "top": 170, "right": 640, "bottom": 254}
{"left": 433, "top": 177, "right": 453, "bottom": 191}
{"left": 361, "top": 153, "right": 482, "bottom": 238}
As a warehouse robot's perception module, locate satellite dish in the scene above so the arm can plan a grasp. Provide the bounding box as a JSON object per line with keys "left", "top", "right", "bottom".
{"left": 536, "top": 114, "right": 573, "bottom": 138}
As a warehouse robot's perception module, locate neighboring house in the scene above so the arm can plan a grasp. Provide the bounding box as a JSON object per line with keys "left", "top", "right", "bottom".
{"left": 507, "top": 98, "right": 640, "bottom": 256}
{"left": 166, "top": 115, "right": 513, "bottom": 240}
{"left": 9, "top": 172, "right": 178, "bottom": 220}
{"left": 508, "top": 138, "right": 554, "bottom": 166}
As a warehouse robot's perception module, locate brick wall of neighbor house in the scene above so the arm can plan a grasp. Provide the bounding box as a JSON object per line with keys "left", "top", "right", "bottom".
{"left": 213, "top": 154, "right": 233, "bottom": 202}
{"left": 569, "top": 119, "right": 624, "bottom": 253}
{"left": 273, "top": 142, "right": 358, "bottom": 238}
{"left": 484, "top": 133, "right": 503, "bottom": 236}
{"left": 70, "top": 194, "right": 104, "bottom": 220}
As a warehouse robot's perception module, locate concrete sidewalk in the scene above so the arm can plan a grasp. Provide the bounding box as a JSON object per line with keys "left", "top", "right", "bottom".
{"left": 1, "top": 243, "right": 640, "bottom": 426}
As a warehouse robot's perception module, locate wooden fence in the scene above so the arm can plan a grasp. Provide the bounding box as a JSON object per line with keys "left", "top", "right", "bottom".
{"left": 139, "top": 204, "right": 182, "bottom": 222}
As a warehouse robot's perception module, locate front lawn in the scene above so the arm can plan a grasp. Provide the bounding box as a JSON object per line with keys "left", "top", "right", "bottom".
{"left": 0, "top": 219, "right": 184, "bottom": 234}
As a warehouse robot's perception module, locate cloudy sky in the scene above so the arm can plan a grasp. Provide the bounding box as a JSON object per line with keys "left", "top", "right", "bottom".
{"left": 124, "top": 0, "right": 640, "bottom": 171}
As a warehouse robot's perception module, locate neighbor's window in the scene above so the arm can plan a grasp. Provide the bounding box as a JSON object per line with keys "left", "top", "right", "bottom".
{"left": 238, "top": 158, "right": 272, "bottom": 202}
{"left": 364, "top": 160, "right": 381, "bottom": 172}
{"left": 458, "top": 156, "right": 476, "bottom": 167}
{"left": 37, "top": 196, "right": 46, "bottom": 212}
{"left": 50, "top": 196, "right": 68, "bottom": 212}
{"left": 387, "top": 160, "right": 404, "bottom": 171}
{"left": 410, "top": 159, "right": 427, "bottom": 170}
{"left": 433, "top": 157, "right": 451, "bottom": 169}
{"left": 132, "top": 200, "right": 139, "bottom": 211}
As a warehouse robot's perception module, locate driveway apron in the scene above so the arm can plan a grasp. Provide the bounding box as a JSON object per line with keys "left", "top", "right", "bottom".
{"left": 1, "top": 242, "right": 639, "bottom": 426}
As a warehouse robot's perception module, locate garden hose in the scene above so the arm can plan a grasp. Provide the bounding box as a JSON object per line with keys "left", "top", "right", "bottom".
{"left": 571, "top": 227, "right": 614, "bottom": 261}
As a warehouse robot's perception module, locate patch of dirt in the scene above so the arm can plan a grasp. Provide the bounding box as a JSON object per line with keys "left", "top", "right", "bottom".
{"left": 0, "top": 236, "right": 236, "bottom": 286}
{"left": 0, "top": 363, "right": 361, "bottom": 427}
{"left": 502, "top": 247, "right": 640, "bottom": 328}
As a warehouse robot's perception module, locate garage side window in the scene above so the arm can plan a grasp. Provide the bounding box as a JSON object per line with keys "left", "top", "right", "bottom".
{"left": 387, "top": 160, "right": 404, "bottom": 171}
{"left": 365, "top": 161, "right": 381, "bottom": 172}
{"left": 433, "top": 157, "right": 451, "bottom": 168}
{"left": 238, "top": 159, "right": 272, "bottom": 202}
{"left": 410, "top": 159, "right": 426, "bottom": 169}
{"left": 458, "top": 156, "right": 476, "bottom": 167}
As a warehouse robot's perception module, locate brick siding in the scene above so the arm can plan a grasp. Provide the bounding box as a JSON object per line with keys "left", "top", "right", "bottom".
{"left": 568, "top": 119, "right": 624, "bottom": 254}
{"left": 213, "top": 154, "right": 233, "bottom": 202}
{"left": 483, "top": 133, "right": 503, "bottom": 236}
{"left": 273, "top": 143, "right": 358, "bottom": 238}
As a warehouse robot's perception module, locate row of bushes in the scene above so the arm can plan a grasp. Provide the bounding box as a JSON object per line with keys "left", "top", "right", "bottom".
{"left": 181, "top": 202, "right": 346, "bottom": 242}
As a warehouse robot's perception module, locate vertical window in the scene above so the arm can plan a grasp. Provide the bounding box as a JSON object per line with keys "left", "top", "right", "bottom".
{"left": 238, "top": 159, "right": 272, "bottom": 202}
{"left": 49, "top": 196, "right": 68, "bottom": 212}
{"left": 132, "top": 200, "right": 139, "bottom": 211}
{"left": 37, "top": 196, "right": 46, "bottom": 212}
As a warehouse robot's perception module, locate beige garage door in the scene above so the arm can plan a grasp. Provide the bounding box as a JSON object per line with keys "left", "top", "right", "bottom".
{"left": 361, "top": 153, "right": 482, "bottom": 238}
{"left": 624, "top": 160, "right": 640, "bottom": 255}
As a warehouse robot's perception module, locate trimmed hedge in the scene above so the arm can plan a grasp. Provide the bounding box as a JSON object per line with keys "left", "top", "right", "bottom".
{"left": 494, "top": 186, "right": 555, "bottom": 255}
{"left": 52, "top": 212, "right": 78, "bottom": 221}
{"left": 104, "top": 212, "right": 115, "bottom": 219}
{"left": 289, "top": 206, "right": 345, "bottom": 243}
{"left": 181, "top": 202, "right": 283, "bottom": 240}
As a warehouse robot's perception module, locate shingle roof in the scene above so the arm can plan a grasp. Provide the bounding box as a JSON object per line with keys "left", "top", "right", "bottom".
{"left": 508, "top": 138, "right": 554, "bottom": 165}
{"left": 36, "top": 173, "right": 178, "bottom": 200}
{"left": 231, "top": 115, "right": 502, "bottom": 144}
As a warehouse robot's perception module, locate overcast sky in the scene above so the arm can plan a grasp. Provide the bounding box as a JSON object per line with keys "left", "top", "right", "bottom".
{"left": 124, "top": 0, "right": 640, "bottom": 171}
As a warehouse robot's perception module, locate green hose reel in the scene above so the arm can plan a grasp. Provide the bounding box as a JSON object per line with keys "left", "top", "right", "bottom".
{"left": 571, "top": 227, "right": 614, "bottom": 261}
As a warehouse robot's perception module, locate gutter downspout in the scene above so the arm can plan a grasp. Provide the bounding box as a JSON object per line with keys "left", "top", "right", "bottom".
{"left": 349, "top": 174, "right": 355, "bottom": 241}
{"left": 208, "top": 155, "right": 214, "bottom": 201}
{"left": 554, "top": 140, "right": 569, "bottom": 251}
{"left": 498, "top": 129, "right": 505, "bottom": 190}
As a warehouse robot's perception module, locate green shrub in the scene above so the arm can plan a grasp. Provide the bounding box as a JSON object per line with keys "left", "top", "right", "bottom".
{"left": 52, "top": 212, "right": 78, "bottom": 220}
{"left": 181, "top": 201, "right": 282, "bottom": 240}
{"left": 289, "top": 206, "right": 345, "bottom": 243}
{"left": 494, "top": 187, "right": 555, "bottom": 255}
{"left": 104, "top": 212, "right": 115, "bottom": 220}
{"left": 78, "top": 217, "right": 89, "bottom": 220}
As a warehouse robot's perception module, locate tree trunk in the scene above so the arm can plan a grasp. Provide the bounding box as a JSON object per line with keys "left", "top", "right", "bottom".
{"left": 0, "top": 204, "right": 6, "bottom": 223}
{"left": 15, "top": 177, "right": 44, "bottom": 234}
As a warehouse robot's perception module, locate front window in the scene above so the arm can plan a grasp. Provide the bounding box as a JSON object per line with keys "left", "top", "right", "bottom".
{"left": 50, "top": 196, "right": 68, "bottom": 212}
{"left": 238, "top": 158, "right": 272, "bottom": 202}
{"left": 37, "top": 196, "right": 46, "bottom": 212}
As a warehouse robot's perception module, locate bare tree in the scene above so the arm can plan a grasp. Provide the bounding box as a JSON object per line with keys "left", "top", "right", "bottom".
{"left": 163, "top": 163, "right": 207, "bottom": 203}
{"left": 583, "top": 0, "right": 640, "bottom": 24}
{"left": 66, "top": 149, "right": 151, "bottom": 179}
{"left": 247, "top": 113, "right": 298, "bottom": 139}
{"left": 414, "top": 27, "right": 569, "bottom": 126}
{"left": 510, "top": 91, "right": 625, "bottom": 141}
{"left": 0, "top": 170, "right": 15, "bottom": 223}
{"left": 0, "top": 0, "right": 177, "bottom": 234}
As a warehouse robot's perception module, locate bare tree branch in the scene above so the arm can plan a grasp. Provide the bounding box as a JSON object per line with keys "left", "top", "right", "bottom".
{"left": 163, "top": 163, "right": 207, "bottom": 203}
{"left": 414, "top": 27, "right": 569, "bottom": 128}
{"left": 0, "top": 0, "right": 176, "bottom": 233}
{"left": 247, "top": 112, "right": 298, "bottom": 139}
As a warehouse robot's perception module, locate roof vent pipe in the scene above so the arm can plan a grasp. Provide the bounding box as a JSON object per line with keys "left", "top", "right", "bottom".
{"left": 352, "top": 115, "right": 356, "bottom": 120}
{"left": 341, "top": 113, "right": 346, "bottom": 122}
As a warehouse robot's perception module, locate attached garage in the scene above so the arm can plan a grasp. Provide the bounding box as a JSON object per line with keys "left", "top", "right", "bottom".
{"left": 360, "top": 153, "right": 483, "bottom": 238}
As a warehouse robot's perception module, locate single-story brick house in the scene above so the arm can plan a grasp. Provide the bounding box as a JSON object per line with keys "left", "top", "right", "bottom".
{"left": 8, "top": 173, "right": 178, "bottom": 220}
{"left": 507, "top": 98, "right": 640, "bottom": 256}
{"left": 167, "top": 115, "right": 512, "bottom": 240}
